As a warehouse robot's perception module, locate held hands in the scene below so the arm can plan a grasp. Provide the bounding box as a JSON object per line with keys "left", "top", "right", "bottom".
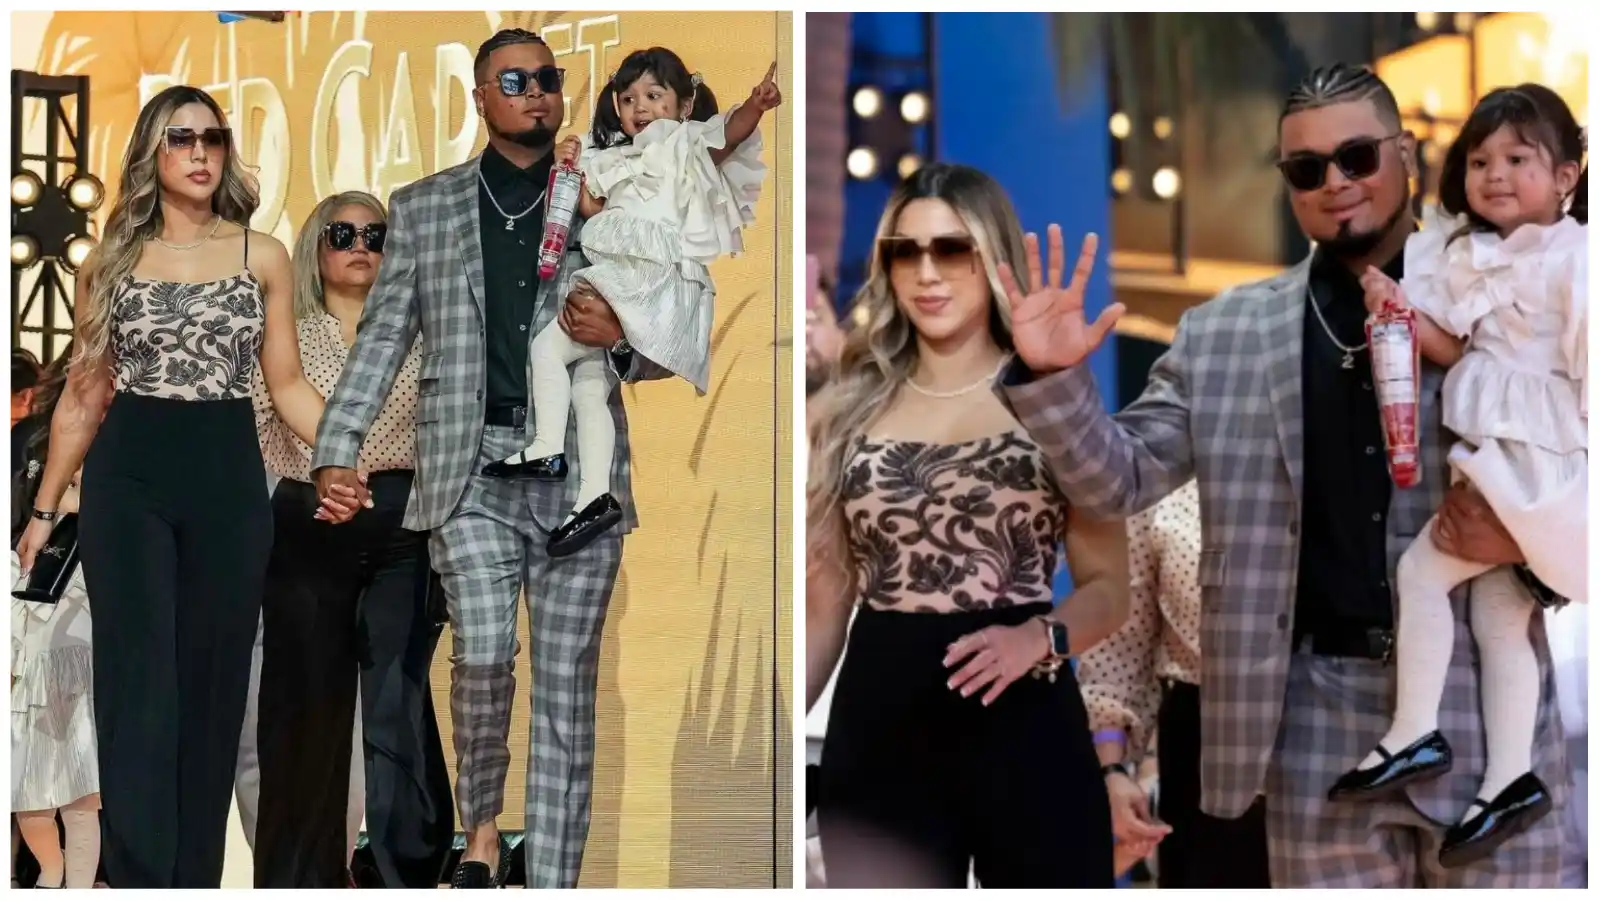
{"left": 749, "top": 62, "right": 782, "bottom": 112}
{"left": 1106, "top": 771, "right": 1171, "bottom": 875}
{"left": 999, "top": 226, "right": 1123, "bottom": 374}
{"left": 1359, "top": 266, "right": 1408, "bottom": 317}
{"left": 942, "top": 620, "right": 1051, "bottom": 706}
{"left": 312, "top": 466, "right": 372, "bottom": 524}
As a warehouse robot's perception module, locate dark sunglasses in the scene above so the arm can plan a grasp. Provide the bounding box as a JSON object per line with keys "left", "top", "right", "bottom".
{"left": 487, "top": 66, "right": 565, "bottom": 97}
{"left": 1276, "top": 134, "right": 1402, "bottom": 192}
{"left": 324, "top": 221, "right": 387, "bottom": 253}
{"left": 877, "top": 235, "right": 980, "bottom": 275}
{"left": 165, "top": 126, "right": 232, "bottom": 153}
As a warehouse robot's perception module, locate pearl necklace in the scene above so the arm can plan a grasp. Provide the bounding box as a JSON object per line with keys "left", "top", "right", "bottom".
{"left": 905, "top": 354, "right": 1013, "bottom": 399}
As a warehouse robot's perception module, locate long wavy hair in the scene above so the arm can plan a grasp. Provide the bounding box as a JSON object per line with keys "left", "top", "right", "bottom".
{"left": 73, "top": 85, "right": 259, "bottom": 371}
{"left": 290, "top": 191, "right": 388, "bottom": 320}
{"left": 1439, "top": 83, "right": 1587, "bottom": 242}
{"left": 805, "top": 163, "right": 1028, "bottom": 571}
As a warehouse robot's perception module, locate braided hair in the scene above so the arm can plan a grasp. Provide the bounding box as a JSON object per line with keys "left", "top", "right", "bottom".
{"left": 473, "top": 28, "right": 547, "bottom": 82}
{"left": 1281, "top": 63, "right": 1402, "bottom": 131}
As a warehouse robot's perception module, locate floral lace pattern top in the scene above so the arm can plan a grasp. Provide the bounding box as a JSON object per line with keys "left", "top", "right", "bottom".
{"left": 843, "top": 430, "right": 1067, "bottom": 613}
{"left": 111, "top": 271, "right": 266, "bottom": 401}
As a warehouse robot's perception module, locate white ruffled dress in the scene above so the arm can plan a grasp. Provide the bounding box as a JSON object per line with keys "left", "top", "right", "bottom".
{"left": 1401, "top": 206, "right": 1588, "bottom": 602}
{"left": 576, "top": 103, "right": 766, "bottom": 394}
{"left": 10, "top": 551, "right": 99, "bottom": 811}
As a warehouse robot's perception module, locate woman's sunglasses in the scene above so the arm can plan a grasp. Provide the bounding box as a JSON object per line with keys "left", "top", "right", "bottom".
{"left": 877, "top": 235, "right": 980, "bottom": 276}
{"left": 488, "top": 66, "right": 566, "bottom": 97}
{"left": 324, "top": 221, "right": 387, "bottom": 253}
{"left": 165, "top": 126, "right": 232, "bottom": 153}
{"left": 1276, "top": 134, "right": 1401, "bottom": 192}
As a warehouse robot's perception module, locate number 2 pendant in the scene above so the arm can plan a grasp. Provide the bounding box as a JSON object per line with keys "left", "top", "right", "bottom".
{"left": 505, "top": 218, "right": 516, "bottom": 231}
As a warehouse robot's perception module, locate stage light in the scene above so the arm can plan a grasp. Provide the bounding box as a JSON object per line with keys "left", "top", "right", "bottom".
{"left": 1152, "top": 116, "right": 1174, "bottom": 140}
{"left": 847, "top": 147, "right": 879, "bottom": 180}
{"left": 12, "top": 234, "right": 41, "bottom": 268}
{"left": 900, "top": 91, "right": 929, "bottom": 124}
{"left": 897, "top": 154, "right": 922, "bottom": 180}
{"left": 11, "top": 171, "right": 43, "bottom": 208}
{"left": 1109, "top": 112, "right": 1131, "bottom": 140}
{"left": 1110, "top": 168, "right": 1133, "bottom": 195}
{"left": 1415, "top": 11, "right": 1439, "bottom": 31}
{"left": 63, "top": 234, "right": 97, "bottom": 272}
{"left": 65, "top": 173, "right": 104, "bottom": 212}
{"left": 852, "top": 87, "right": 883, "bottom": 119}
{"left": 1152, "top": 167, "right": 1182, "bottom": 200}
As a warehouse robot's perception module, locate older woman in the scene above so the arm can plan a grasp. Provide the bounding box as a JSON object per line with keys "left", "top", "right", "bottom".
{"left": 250, "top": 191, "right": 453, "bottom": 888}
{"left": 806, "top": 164, "right": 1129, "bottom": 888}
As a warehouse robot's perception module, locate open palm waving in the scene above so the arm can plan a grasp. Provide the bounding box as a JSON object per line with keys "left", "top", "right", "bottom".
{"left": 998, "top": 226, "right": 1124, "bottom": 373}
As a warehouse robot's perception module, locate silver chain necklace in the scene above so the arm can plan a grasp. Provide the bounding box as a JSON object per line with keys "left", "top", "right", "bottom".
{"left": 1308, "top": 283, "right": 1367, "bottom": 369}
{"left": 906, "top": 354, "right": 1014, "bottom": 399}
{"left": 152, "top": 216, "right": 223, "bottom": 251}
{"left": 477, "top": 168, "right": 546, "bottom": 231}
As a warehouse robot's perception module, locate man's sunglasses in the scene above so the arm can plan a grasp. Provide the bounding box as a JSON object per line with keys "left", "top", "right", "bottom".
{"left": 1276, "top": 134, "right": 1402, "bottom": 192}
{"left": 165, "top": 126, "right": 232, "bottom": 153}
{"left": 877, "top": 235, "right": 980, "bottom": 275}
{"left": 487, "top": 66, "right": 565, "bottom": 98}
{"left": 324, "top": 221, "right": 387, "bottom": 253}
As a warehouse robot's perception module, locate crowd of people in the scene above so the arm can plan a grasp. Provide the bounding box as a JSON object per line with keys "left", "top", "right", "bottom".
{"left": 11, "top": 27, "right": 773, "bottom": 890}
{"left": 804, "top": 65, "right": 1587, "bottom": 889}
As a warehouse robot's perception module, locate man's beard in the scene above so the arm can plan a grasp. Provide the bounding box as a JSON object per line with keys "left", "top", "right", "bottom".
{"left": 495, "top": 120, "right": 556, "bottom": 150}
{"left": 1314, "top": 189, "right": 1411, "bottom": 261}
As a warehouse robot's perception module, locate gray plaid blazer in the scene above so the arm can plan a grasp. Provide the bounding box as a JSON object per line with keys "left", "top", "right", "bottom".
{"left": 311, "top": 157, "right": 670, "bottom": 533}
{"left": 1003, "top": 255, "right": 1568, "bottom": 822}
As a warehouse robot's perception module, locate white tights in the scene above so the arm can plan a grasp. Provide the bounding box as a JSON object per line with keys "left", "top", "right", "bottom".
{"left": 17, "top": 795, "right": 100, "bottom": 888}
{"left": 1370, "top": 515, "right": 1539, "bottom": 817}
{"left": 515, "top": 316, "right": 616, "bottom": 523}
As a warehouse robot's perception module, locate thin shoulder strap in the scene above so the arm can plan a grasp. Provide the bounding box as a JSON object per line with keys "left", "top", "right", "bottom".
{"left": 243, "top": 229, "right": 250, "bottom": 267}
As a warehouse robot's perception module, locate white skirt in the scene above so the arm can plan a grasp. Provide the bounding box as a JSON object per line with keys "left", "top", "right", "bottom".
{"left": 11, "top": 555, "right": 99, "bottom": 811}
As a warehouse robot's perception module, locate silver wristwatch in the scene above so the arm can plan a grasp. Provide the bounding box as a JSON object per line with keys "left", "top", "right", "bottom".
{"left": 610, "top": 337, "right": 632, "bottom": 356}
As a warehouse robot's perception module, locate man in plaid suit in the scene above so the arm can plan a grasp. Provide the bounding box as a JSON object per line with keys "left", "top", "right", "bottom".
{"left": 312, "top": 29, "right": 670, "bottom": 888}
{"left": 995, "top": 65, "right": 1570, "bottom": 886}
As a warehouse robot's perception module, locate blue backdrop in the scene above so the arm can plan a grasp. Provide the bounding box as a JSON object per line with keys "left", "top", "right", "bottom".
{"left": 840, "top": 12, "right": 1117, "bottom": 597}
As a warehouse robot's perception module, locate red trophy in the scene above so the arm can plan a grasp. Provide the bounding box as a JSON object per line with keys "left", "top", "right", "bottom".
{"left": 539, "top": 160, "right": 585, "bottom": 280}
{"left": 1367, "top": 299, "right": 1422, "bottom": 488}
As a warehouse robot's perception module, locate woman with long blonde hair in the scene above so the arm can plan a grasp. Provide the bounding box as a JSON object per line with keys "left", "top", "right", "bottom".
{"left": 248, "top": 191, "right": 452, "bottom": 888}
{"left": 14, "top": 84, "right": 364, "bottom": 888}
{"left": 806, "top": 163, "right": 1128, "bottom": 887}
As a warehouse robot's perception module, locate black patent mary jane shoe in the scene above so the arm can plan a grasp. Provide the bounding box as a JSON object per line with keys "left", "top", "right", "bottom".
{"left": 483, "top": 451, "right": 568, "bottom": 481}
{"left": 1328, "top": 730, "right": 1453, "bottom": 801}
{"left": 548, "top": 494, "right": 623, "bottom": 558}
{"left": 1438, "top": 772, "right": 1553, "bottom": 869}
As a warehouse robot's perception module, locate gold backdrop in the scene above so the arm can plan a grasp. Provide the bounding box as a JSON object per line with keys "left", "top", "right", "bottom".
{"left": 11, "top": 10, "right": 793, "bottom": 888}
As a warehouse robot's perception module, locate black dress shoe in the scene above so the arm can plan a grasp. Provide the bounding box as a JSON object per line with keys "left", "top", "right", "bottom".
{"left": 1439, "top": 772, "right": 1553, "bottom": 869}
{"left": 450, "top": 835, "right": 511, "bottom": 889}
{"left": 1328, "top": 730, "right": 1453, "bottom": 801}
{"left": 548, "top": 494, "right": 623, "bottom": 558}
{"left": 483, "top": 451, "right": 568, "bottom": 481}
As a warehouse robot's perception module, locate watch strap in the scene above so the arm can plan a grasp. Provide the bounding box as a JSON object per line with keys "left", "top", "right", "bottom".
{"left": 31, "top": 509, "right": 58, "bottom": 522}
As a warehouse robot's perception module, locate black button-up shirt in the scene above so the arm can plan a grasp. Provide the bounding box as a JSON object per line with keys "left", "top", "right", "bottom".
{"left": 1294, "top": 249, "right": 1402, "bottom": 637}
{"left": 478, "top": 144, "right": 554, "bottom": 410}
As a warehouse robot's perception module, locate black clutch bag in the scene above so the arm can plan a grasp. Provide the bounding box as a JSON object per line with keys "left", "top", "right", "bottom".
{"left": 12, "top": 513, "right": 81, "bottom": 605}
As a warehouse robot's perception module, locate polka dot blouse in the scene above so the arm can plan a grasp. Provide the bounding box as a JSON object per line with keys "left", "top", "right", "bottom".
{"left": 1077, "top": 479, "right": 1203, "bottom": 755}
{"left": 253, "top": 313, "right": 422, "bottom": 481}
